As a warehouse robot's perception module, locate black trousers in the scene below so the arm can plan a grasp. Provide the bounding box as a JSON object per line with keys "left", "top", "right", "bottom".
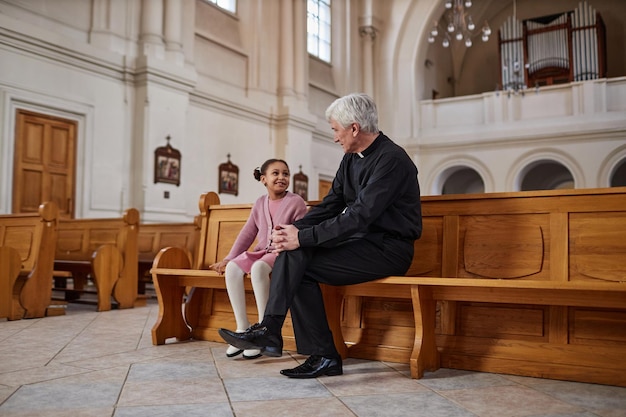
{"left": 264, "top": 236, "right": 414, "bottom": 357}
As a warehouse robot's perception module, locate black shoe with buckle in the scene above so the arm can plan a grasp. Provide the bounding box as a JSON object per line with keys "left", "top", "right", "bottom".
{"left": 218, "top": 323, "right": 283, "bottom": 357}
{"left": 280, "top": 355, "right": 343, "bottom": 378}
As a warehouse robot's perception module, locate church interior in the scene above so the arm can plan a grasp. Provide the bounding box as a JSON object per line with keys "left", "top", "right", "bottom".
{"left": 1, "top": 0, "right": 626, "bottom": 415}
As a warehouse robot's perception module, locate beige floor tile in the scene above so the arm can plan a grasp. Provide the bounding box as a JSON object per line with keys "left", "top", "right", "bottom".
{"left": 1, "top": 297, "right": 626, "bottom": 417}
{"left": 321, "top": 366, "right": 426, "bottom": 396}
{"left": 0, "top": 386, "right": 17, "bottom": 404}
{"left": 441, "top": 384, "right": 585, "bottom": 417}
{"left": 232, "top": 397, "right": 353, "bottom": 417}
{"left": 118, "top": 377, "right": 229, "bottom": 406}
{"left": 0, "top": 407, "right": 115, "bottom": 417}
{"left": 0, "top": 364, "right": 93, "bottom": 388}
{"left": 214, "top": 350, "right": 302, "bottom": 378}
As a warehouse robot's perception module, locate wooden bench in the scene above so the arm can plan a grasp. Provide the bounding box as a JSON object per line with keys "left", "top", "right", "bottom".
{"left": 137, "top": 220, "right": 200, "bottom": 294}
{"left": 151, "top": 187, "right": 626, "bottom": 387}
{"left": 151, "top": 192, "right": 263, "bottom": 345}
{"left": 324, "top": 187, "right": 626, "bottom": 386}
{"left": 53, "top": 208, "right": 140, "bottom": 311}
{"left": 1, "top": 201, "right": 60, "bottom": 320}
{"left": 323, "top": 277, "right": 626, "bottom": 384}
{"left": 151, "top": 192, "right": 318, "bottom": 348}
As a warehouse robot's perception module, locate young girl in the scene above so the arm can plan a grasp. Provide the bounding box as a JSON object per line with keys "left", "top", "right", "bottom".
{"left": 209, "top": 159, "right": 307, "bottom": 359}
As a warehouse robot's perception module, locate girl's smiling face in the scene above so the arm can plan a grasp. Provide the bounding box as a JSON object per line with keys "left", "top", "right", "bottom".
{"left": 262, "top": 161, "right": 290, "bottom": 199}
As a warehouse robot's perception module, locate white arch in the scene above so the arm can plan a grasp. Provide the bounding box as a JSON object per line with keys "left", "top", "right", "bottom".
{"left": 506, "top": 148, "right": 586, "bottom": 191}
{"left": 597, "top": 143, "right": 626, "bottom": 187}
{"left": 381, "top": 0, "right": 499, "bottom": 141}
{"left": 378, "top": 0, "right": 441, "bottom": 142}
{"left": 425, "top": 155, "right": 495, "bottom": 195}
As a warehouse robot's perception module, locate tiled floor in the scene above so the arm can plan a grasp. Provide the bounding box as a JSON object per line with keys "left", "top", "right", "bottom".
{"left": 1, "top": 297, "right": 626, "bottom": 417}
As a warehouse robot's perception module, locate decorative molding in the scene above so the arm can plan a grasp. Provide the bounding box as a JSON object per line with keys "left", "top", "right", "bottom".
{"left": 0, "top": 17, "right": 197, "bottom": 92}
{"left": 359, "top": 25, "right": 377, "bottom": 41}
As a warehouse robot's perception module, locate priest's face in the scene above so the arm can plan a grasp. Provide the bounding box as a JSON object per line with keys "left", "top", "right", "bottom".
{"left": 330, "top": 119, "right": 359, "bottom": 154}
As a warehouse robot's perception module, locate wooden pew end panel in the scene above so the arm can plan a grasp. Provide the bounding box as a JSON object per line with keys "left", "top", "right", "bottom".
{"left": 151, "top": 247, "right": 193, "bottom": 345}
{"left": 2, "top": 201, "right": 60, "bottom": 320}
{"left": 91, "top": 244, "right": 123, "bottom": 312}
{"left": 0, "top": 246, "right": 26, "bottom": 320}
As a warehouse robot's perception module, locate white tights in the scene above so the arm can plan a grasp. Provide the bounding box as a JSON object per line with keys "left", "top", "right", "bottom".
{"left": 224, "top": 260, "right": 271, "bottom": 331}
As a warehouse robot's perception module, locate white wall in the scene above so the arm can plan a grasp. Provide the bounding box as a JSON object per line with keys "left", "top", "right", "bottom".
{"left": 0, "top": 0, "right": 624, "bottom": 221}
{"left": 0, "top": 0, "right": 345, "bottom": 221}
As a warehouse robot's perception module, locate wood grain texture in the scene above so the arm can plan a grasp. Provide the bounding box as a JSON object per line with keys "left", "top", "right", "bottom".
{"left": 0, "top": 201, "right": 59, "bottom": 319}
{"left": 54, "top": 208, "right": 139, "bottom": 310}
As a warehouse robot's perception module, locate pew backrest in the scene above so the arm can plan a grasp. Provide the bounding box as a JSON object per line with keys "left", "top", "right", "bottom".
{"left": 410, "top": 186, "right": 626, "bottom": 283}
{"left": 190, "top": 193, "right": 318, "bottom": 270}
{"left": 55, "top": 208, "right": 140, "bottom": 309}
{"left": 194, "top": 192, "right": 251, "bottom": 270}
{"left": 138, "top": 220, "right": 201, "bottom": 266}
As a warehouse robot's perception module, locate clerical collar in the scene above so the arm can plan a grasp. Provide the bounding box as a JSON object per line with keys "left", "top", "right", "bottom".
{"left": 356, "top": 132, "right": 383, "bottom": 158}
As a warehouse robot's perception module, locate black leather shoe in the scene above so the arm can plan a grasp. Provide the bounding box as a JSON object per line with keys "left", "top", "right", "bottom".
{"left": 280, "top": 355, "right": 343, "bottom": 378}
{"left": 218, "top": 323, "right": 283, "bottom": 357}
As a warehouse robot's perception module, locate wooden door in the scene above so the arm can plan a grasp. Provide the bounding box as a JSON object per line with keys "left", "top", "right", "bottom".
{"left": 319, "top": 179, "right": 332, "bottom": 200}
{"left": 13, "top": 110, "right": 76, "bottom": 218}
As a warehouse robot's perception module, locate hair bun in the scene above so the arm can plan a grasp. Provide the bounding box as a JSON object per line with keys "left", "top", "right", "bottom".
{"left": 253, "top": 167, "right": 262, "bottom": 181}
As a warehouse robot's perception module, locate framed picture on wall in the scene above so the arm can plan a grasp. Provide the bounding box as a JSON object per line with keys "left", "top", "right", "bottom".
{"left": 293, "top": 166, "right": 308, "bottom": 201}
{"left": 154, "top": 135, "right": 181, "bottom": 186}
{"left": 218, "top": 154, "right": 239, "bottom": 196}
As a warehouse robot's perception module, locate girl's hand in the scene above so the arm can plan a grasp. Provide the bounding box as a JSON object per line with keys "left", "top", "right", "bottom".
{"left": 209, "top": 260, "right": 228, "bottom": 274}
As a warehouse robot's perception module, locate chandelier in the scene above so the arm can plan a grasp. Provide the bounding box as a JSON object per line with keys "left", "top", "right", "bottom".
{"left": 428, "top": 0, "right": 491, "bottom": 48}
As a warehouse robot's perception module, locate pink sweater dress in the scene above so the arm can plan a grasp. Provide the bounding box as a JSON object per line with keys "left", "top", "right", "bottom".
{"left": 225, "top": 192, "right": 307, "bottom": 272}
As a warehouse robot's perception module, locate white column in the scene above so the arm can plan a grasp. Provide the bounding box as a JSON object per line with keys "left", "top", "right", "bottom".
{"left": 140, "top": 0, "right": 165, "bottom": 57}
{"left": 90, "top": 0, "right": 108, "bottom": 33}
{"left": 278, "top": 0, "right": 295, "bottom": 99}
{"left": 89, "top": 0, "right": 124, "bottom": 53}
{"left": 164, "top": 0, "right": 184, "bottom": 64}
{"left": 359, "top": 26, "right": 376, "bottom": 97}
{"left": 293, "top": 0, "right": 308, "bottom": 100}
{"left": 359, "top": 0, "right": 377, "bottom": 97}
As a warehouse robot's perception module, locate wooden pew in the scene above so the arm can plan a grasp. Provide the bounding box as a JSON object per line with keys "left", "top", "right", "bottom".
{"left": 324, "top": 187, "right": 626, "bottom": 386}
{"left": 1, "top": 201, "right": 60, "bottom": 320}
{"left": 53, "top": 208, "right": 140, "bottom": 311}
{"left": 151, "top": 188, "right": 626, "bottom": 387}
{"left": 137, "top": 220, "right": 200, "bottom": 294}
{"left": 150, "top": 192, "right": 268, "bottom": 345}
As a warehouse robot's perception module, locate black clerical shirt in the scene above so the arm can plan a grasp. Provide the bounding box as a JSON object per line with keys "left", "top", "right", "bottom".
{"left": 295, "top": 132, "right": 422, "bottom": 248}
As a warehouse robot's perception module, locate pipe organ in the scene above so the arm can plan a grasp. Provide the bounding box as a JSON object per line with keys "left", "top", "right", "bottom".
{"left": 498, "top": 1, "right": 606, "bottom": 91}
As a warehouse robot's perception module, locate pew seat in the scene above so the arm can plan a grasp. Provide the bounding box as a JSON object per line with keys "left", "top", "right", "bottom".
{"left": 323, "top": 276, "right": 626, "bottom": 383}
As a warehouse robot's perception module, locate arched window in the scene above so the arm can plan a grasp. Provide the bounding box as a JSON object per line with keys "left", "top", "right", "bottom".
{"left": 521, "top": 161, "right": 574, "bottom": 191}
{"left": 442, "top": 168, "right": 485, "bottom": 194}
{"left": 610, "top": 158, "right": 626, "bottom": 187}
{"left": 307, "top": 0, "right": 331, "bottom": 62}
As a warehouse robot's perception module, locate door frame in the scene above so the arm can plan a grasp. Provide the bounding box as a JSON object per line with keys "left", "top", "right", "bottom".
{"left": 1, "top": 91, "right": 88, "bottom": 216}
